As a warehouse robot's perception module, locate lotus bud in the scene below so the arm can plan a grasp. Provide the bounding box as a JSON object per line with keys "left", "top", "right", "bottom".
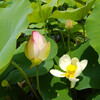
{"left": 65, "top": 19, "right": 73, "bottom": 30}
{"left": 25, "top": 31, "right": 50, "bottom": 68}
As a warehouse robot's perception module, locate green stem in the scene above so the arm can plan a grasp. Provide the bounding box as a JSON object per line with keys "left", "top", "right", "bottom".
{"left": 38, "top": 0, "right": 47, "bottom": 36}
{"left": 60, "top": 30, "right": 67, "bottom": 51}
{"left": 57, "top": 0, "right": 60, "bottom": 10}
{"left": 82, "top": 22, "right": 85, "bottom": 42}
{"left": 10, "top": 61, "right": 40, "bottom": 100}
{"left": 68, "top": 31, "right": 71, "bottom": 57}
{"left": 36, "top": 65, "right": 42, "bottom": 97}
{"left": 58, "top": 22, "right": 67, "bottom": 51}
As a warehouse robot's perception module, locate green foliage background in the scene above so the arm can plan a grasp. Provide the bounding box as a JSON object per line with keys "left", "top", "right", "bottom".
{"left": 0, "top": 0, "right": 100, "bottom": 100}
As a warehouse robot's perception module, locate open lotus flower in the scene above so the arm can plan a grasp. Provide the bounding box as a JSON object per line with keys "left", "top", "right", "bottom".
{"left": 25, "top": 31, "right": 50, "bottom": 68}
{"left": 50, "top": 54, "right": 88, "bottom": 88}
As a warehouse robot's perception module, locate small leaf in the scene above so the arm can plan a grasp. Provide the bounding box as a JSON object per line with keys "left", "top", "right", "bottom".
{"left": 23, "top": 29, "right": 45, "bottom": 35}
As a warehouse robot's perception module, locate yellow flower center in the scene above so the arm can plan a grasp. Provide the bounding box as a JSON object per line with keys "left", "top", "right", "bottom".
{"left": 65, "top": 64, "right": 77, "bottom": 78}
{"left": 67, "top": 64, "right": 77, "bottom": 73}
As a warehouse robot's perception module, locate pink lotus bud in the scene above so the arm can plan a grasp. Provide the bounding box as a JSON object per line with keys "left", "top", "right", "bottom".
{"left": 65, "top": 19, "right": 73, "bottom": 30}
{"left": 25, "top": 31, "right": 50, "bottom": 67}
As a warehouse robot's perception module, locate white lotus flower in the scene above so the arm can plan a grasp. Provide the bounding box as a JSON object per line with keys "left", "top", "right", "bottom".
{"left": 50, "top": 54, "right": 88, "bottom": 88}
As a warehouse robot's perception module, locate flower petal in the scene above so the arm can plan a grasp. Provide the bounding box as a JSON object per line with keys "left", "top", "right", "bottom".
{"left": 69, "top": 78, "right": 79, "bottom": 88}
{"left": 75, "top": 62, "right": 82, "bottom": 77}
{"left": 80, "top": 60, "right": 88, "bottom": 70}
{"left": 71, "top": 57, "right": 79, "bottom": 66}
{"left": 59, "top": 54, "right": 71, "bottom": 71}
{"left": 26, "top": 35, "right": 39, "bottom": 59}
{"left": 39, "top": 42, "right": 50, "bottom": 61}
{"left": 50, "top": 69, "right": 65, "bottom": 77}
{"left": 32, "top": 31, "right": 46, "bottom": 50}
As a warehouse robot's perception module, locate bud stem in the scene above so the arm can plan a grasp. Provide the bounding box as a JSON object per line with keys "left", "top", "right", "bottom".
{"left": 68, "top": 31, "right": 71, "bottom": 57}
{"left": 58, "top": 21, "right": 67, "bottom": 51}
{"left": 10, "top": 61, "right": 40, "bottom": 100}
{"left": 60, "top": 28, "right": 67, "bottom": 51}
{"left": 38, "top": 0, "right": 47, "bottom": 36}
{"left": 57, "top": 0, "right": 60, "bottom": 10}
{"left": 36, "top": 65, "right": 42, "bottom": 97}
{"left": 82, "top": 20, "right": 85, "bottom": 41}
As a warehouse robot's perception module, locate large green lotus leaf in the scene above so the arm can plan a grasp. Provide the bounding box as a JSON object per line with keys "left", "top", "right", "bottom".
{"left": 41, "top": 0, "right": 54, "bottom": 3}
{"left": 28, "top": 0, "right": 57, "bottom": 23}
{"left": 87, "top": 93, "right": 100, "bottom": 100}
{"left": 5, "top": 36, "right": 57, "bottom": 84}
{"left": 33, "top": 73, "right": 72, "bottom": 100}
{"left": 75, "top": 46, "right": 100, "bottom": 90}
{"left": 28, "top": 9, "right": 42, "bottom": 23}
{"left": 86, "top": 0, "right": 93, "bottom": 3}
{"left": 69, "top": 41, "right": 89, "bottom": 59}
{"left": 69, "top": 41, "right": 100, "bottom": 90}
{"left": 52, "top": 0, "right": 95, "bottom": 21}
{"left": 94, "top": 95, "right": 100, "bottom": 100}
{"left": 41, "top": 0, "right": 74, "bottom": 7}
{"left": 6, "top": 59, "right": 54, "bottom": 84}
{"left": 46, "top": 37, "right": 58, "bottom": 59}
{"left": 86, "top": 0, "right": 100, "bottom": 63}
{"left": 0, "top": 0, "right": 32, "bottom": 75}
{"left": 48, "top": 0, "right": 69, "bottom": 7}
{"left": 0, "top": 64, "right": 14, "bottom": 82}
{"left": 74, "top": 0, "right": 86, "bottom": 8}
{"left": 68, "top": 42, "right": 100, "bottom": 90}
